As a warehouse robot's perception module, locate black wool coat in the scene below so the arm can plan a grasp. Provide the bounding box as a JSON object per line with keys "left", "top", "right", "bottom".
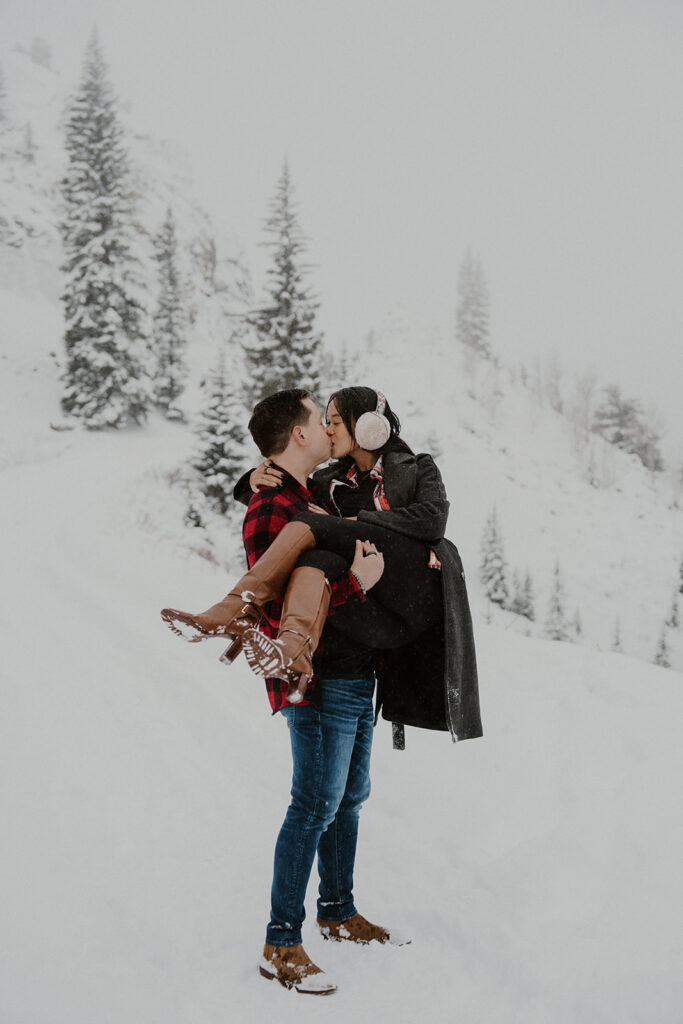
{"left": 309, "top": 451, "right": 483, "bottom": 745}
{"left": 233, "top": 451, "right": 483, "bottom": 745}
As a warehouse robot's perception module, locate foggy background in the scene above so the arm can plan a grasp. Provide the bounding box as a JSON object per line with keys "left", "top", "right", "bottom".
{"left": 2, "top": 0, "right": 682, "bottom": 452}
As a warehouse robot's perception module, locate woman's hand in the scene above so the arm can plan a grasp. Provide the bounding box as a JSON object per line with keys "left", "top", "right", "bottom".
{"left": 249, "top": 460, "right": 284, "bottom": 492}
{"left": 307, "top": 502, "right": 330, "bottom": 515}
{"left": 350, "top": 539, "right": 384, "bottom": 592}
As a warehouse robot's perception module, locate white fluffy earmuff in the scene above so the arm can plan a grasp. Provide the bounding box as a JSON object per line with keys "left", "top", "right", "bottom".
{"left": 354, "top": 390, "right": 391, "bottom": 451}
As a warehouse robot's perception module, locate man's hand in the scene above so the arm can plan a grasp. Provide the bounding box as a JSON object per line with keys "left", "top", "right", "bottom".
{"left": 249, "top": 460, "right": 284, "bottom": 492}
{"left": 350, "top": 539, "right": 384, "bottom": 592}
{"left": 307, "top": 502, "right": 330, "bottom": 515}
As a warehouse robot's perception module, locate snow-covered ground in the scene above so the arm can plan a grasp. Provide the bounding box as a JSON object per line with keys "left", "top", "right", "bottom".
{"left": 1, "top": 411, "right": 682, "bottom": 1023}
{"left": 2, "top": 42, "right": 682, "bottom": 1023}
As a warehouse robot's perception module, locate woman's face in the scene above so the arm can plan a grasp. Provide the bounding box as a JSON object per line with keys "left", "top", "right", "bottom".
{"left": 325, "top": 400, "right": 358, "bottom": 459}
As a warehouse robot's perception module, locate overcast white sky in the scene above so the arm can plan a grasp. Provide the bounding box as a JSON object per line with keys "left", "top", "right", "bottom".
{"left": 3, "top": 0, "right": 683, "bottom": 452}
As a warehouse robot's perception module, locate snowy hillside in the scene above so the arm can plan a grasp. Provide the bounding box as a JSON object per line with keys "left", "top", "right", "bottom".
{"left": 358, "top": 311, "right": 683, "bottom": 672}
{"left": 1, "top": 35, "right": 682, "bottom": 1024}
{"left": 1, "top": 423, "right": 681, "bottom": 1024}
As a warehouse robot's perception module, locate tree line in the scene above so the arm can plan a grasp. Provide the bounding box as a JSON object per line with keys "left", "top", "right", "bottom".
{"left": 479, "top": 502, "right": 682, "bottom": 667}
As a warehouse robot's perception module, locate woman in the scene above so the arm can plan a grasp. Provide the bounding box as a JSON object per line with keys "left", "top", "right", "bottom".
{"left": 163, "top": 387, "right": 482, "bottom": 744}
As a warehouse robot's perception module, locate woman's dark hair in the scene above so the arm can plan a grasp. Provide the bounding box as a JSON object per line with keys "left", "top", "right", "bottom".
{"left": 326, "top": 386, "right": 414, "bottom": 456}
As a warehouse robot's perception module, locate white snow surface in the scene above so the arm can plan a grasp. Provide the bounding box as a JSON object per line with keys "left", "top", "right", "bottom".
{"left": 1, "top": 416, "right": 682, "bottom": 1023}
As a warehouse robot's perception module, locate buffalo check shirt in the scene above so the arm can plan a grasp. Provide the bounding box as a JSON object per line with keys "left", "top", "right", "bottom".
{"left": 242, "top": 465, "right": 365, "bottom": 713}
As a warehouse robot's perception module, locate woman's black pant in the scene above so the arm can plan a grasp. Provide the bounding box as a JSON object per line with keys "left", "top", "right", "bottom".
{"left": 292, "top": 511, "right": 442, "bottom": 649}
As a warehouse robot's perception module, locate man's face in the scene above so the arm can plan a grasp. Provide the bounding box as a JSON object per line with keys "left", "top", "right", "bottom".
{"left": 300, "top": 398, "right": 332, "bottom": 465}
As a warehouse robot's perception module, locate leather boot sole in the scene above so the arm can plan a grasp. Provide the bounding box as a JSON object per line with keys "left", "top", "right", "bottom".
{"left": 160, "top": 608, "right": 254, "bottom": 650}
{"left": 258, "top": 963, "right": 337, "bottom": 995}
{"left": 243, "top": 630, "right": 297, "bottom": 681}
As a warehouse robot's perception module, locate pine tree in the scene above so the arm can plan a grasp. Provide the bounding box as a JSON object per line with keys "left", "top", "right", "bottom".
{"left": 654, "top": 626, "right": 670, "bottom": 668}
{"left": 244, "top": 161, "right": 323, "bottom": 406}
{"left": 509, "top": 567, "right": 524, "bottom": 615}
{"left": 678, "top": 552, "right": 683, "bottom": 595}
{"left": 573, "top": 607, "right": 582, "bottom": 637}
{"left": 592, "top": 385, "right": 664, "bottom": 471}
{"left": 480, "top": 506, "right": 509, "bottom": 607}
{"left": 522, "top": 571, "right": 536, "bottom": 621}
{"left": 60, "top": 30, "right": 150, "bottom": 428}
{"left": 510, "top": 566, "right": 536, "bottom": 619}
{"left": 152, "top": 206, "right": 187, "bottom": 420}
{"left": 335, "top": 341, "right": 350, "bottom": 385}
{"left": 192, "top": 349, "right": 248, "bottom": 516}
{"left": 455, "top": 248, "right": 490, "bottom": 358}
{"left": 545, "top": 561, "right": 570, "bottom": 641}
{"left": 665, "top": 591, "right": 679, "bottom": 630}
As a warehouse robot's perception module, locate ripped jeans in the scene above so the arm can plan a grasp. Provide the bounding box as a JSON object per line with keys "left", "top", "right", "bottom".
{"left": 266, "top": 675, "right": 375, "bottom": 947}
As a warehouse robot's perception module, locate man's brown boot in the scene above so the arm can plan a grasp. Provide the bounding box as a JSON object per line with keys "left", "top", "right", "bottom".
{"left": 242, "top": 566, "right": 331, "bottom": 700}
{"left": 317, "top": 913, "right": 393, "bottom": 945}
{"left": 160, "top": 521, "right": 316, "bottom": 659}
{"left": 259, "top": 943, "right": 337, "bottom": 995}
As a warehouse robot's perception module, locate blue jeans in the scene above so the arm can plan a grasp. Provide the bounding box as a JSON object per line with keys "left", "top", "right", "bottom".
{"left": 265, "top": 676, "right": 375, "bottom": 947}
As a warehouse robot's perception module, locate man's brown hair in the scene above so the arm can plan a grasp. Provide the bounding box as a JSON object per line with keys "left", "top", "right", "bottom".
{"left": 248, "top": 389, "right": 312, "bottom": 457}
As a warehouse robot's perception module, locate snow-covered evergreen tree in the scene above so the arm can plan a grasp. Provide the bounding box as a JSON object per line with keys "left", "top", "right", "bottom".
{"left": 191, "top": 349, "right": 248, "bottom": 517}
{"left": 480, "top": 506, "right": 509, "bottom": 607}
{"left": 665, "top": 591, "right": 679, "bottom": 630}
{"left": 654, "top": 626, "right": 670, "bottom": 668}
{"left": 244, "top": 161, "right": 324, "bottom": 406}
{"left": 455, "top": 248, "right": 490, "bottom": 358}
{"left": 573, "top": 607, "right": 583, "bottom": 638}
{"left": 60, "top": 30, "right": 150, "bottom": 428}
{"left": 592, "top": 385, "right": 664, "bottom": 471}
{"left": 152, "top": 206, "right": 187, "bottom": 420}
{"left": 509, "top": 568, "right": 535, "bottom": 620}
{"left": 522, "top": 571, "right": 536, "bottom": 621}
{"left": 509, "top": 568, "right": 524, "bottom": 615}
{"left": 544, "top": 561, "right": 571, "bottom": 641}
{"left": 678, "top": 552, "right": 683, "bottom": 595}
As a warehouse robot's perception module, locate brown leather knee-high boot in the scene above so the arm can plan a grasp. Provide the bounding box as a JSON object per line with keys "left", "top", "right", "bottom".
{"left": 160, "top": 521, "right": 316, "bottom": 660}
{"left": 242, "top": 566, "right": 331, "bottom": 699}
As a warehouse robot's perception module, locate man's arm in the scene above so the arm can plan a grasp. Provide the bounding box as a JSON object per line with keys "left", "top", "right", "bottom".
{"left": 234, "top": 462, "right": 284, "bottom": 507}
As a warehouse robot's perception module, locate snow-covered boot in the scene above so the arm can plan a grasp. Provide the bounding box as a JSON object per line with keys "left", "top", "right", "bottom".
{"left": 317, "top": 912, "right": 410, "bottom": 946}
{"left": 242, "top": 566, "right": 331, "bottom": 699}
{"left": 160, "top": 520, "right": 316, "bottom": 661}
{"left": 259, "top": 943, "right": 337, "bottom": 995}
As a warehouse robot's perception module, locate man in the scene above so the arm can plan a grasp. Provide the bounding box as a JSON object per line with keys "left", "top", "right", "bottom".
{"left": 238, "top": 390, "right": 391, "bottom": 995}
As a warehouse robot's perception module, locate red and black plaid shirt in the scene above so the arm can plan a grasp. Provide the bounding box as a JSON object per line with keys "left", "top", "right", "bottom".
{"left": 242, "top": 465, "right": 365, "bottom": 713}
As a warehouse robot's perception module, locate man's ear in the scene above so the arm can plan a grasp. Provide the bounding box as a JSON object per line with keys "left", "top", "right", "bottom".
{"left": 291, "top": 425, "right": 306, "bottom": 448}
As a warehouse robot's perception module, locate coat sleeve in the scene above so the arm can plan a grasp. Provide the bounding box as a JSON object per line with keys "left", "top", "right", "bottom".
{"left": 233, "top": 468, "right": 255, "bottom": 507}
{"left": 356, "top": 453, "right": 450, "bottom": 543}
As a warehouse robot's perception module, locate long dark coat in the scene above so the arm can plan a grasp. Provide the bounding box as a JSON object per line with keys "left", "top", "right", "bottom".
{"left": 310, "top": 451, "right": 483, "bottom": 745}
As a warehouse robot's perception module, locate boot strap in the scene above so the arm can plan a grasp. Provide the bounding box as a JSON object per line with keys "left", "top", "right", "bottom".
{"left": 279, "top": 628, "right": 312, "bottom": 657}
